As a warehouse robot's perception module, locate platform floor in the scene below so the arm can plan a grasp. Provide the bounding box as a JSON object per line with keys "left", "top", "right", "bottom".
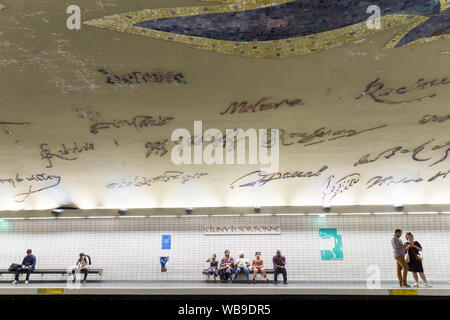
{"left": 0, "top": 281, "right": 450, "bottom": 296}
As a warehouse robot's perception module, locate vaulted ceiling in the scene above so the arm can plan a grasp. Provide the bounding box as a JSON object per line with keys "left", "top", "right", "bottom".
{"left": 0, "top": 0, "right": 449, "bottom": 211}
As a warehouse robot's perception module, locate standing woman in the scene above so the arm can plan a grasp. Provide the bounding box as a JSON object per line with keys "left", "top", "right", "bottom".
{"left": 219, "top": 249, "right": 235, "bottom": 283}
{"left": 405, "top": 232, "right": 432, "bottom": 287}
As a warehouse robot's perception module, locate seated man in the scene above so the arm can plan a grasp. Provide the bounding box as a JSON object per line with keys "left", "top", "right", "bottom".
{"left": 273, "top": 250, "right": 287, "bottom": 284}
{"left": 12, "top": 249, "right": 36, "bottom": 284}
{"left": 72, "top": 253, "right": 91, "bottom": 284}
{"left": 234, "top": 252, "right": 250, "bottom": 283}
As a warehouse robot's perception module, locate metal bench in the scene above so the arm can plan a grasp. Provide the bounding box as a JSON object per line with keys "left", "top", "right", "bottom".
{"left": 0, "top": 268, "right": 103, "bottom": 276}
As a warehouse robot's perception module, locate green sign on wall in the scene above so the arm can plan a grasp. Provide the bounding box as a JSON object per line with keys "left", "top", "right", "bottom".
{"left": 319, "top": 228, "right": 343, "bottom": 260}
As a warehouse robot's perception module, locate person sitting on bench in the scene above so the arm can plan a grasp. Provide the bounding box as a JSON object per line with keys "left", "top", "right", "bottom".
{"left": 12, "top": 249, "right": 36, "bottom": 284}
{"left": 234, "top": 252, "right": 251, "bottom": 283}
{"left": 203, "top": 253, "right": 219, "bottom": 282}
{"left": 252, "top": 251, "right": 268, "bottom": 283}
{"left": 72, "top": 253, "right": 91, "bottom": 283}
{"left": 219, "top": 249, "right": 235, "bottom": 283}
{"left": 273, "top": 250, "right": 288, "bottom": 284}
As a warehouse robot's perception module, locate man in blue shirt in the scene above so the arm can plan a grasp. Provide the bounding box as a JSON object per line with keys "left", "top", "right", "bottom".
{"left": 12, "top": 249, "right": 36, "bottom": 284}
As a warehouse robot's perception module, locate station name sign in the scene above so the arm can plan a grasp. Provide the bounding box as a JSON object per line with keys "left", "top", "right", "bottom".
{"left": 204, "top": 224, "right": 281, "bottom": 235}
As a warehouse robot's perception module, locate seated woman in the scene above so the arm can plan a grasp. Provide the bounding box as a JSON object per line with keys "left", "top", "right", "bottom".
{"left": 202, "top": 253, "right": 219, "bottom": 282}
{"left": 234, "top": 252, "right": 251, "bottom": 283}
{"left": 252, "top": 251, "right": 268, "bottom": 283}
{"left": 219, "top": 249, "right": 235, "bottom": 283}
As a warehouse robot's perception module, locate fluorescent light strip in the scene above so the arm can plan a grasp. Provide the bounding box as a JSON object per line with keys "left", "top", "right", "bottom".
{"left": 373, "top": 212, "right": 405, "bottom": 215}
{"left": 212, "top": 214, "right": 240, "bottom": 217}
{"left": 148, "top": 215, "right": 179, "bottom": 218}
{"left": 182, "top": 215, "right": 209, "bottom": 218}
{"left": 274, "top": 213, "right": 306, "bottom": 216}
{"left": 406, "top": 212, "right": 437, "bottom": 215}
{"left": 117, "top": 215, "right": 146, "bottom": 218}
{"left": 340, "top": 212, "right": 372, "bottom": 215}
{"left": 55, "top": 216, "right": 86, "bottom": 219}
{"left": 87, "top": 216, "right": 117, "bottom": 219}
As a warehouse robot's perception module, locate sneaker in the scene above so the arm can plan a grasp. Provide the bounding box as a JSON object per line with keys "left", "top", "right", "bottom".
{"left": 283, "top": 281, "right": 288, "bottom": 284}
{"left": 423, "top": 283, "right": 432, "bottom": 288}
{"left": 265, "top": 278, "right": 269, "bottom": 283}
{"left": 412, "top": 283, "right": 419, "bottom": 288}
{"left": 11, "top": 280, "right": 17, "bottom": 285}
{"left": 247, "top": 280, "right": 250, "bottom": 284}
{"left": 24, "top": 281, "right": 28, "bottom": 284}
{"left": 253, "top": 278, "right": 256, "bottom": 283}
{"left": 402, "top": 283, "right": 411, "bottom": 288}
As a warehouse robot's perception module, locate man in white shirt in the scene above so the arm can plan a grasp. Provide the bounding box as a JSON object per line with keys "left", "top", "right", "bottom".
{"left": 391, "top": 229, "right": 410, "bottom": 287}
{"left": 72, "top": 253, "right": 91, "bottom": 284}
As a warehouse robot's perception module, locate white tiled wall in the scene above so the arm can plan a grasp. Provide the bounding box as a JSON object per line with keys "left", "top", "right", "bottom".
{"left": 0, "top": 214, "right": 449, "bottom": 283}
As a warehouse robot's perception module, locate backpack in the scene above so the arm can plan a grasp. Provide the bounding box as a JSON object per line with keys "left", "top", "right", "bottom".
{"left": 8, "top": 263, "right": 21, "bottom": 272}
{"left": 79, "top": 255, "right": 92, "bottom": 265}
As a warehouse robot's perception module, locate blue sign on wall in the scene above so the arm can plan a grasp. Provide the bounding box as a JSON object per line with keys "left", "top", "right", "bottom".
{"left": 161, "top": 235, "right": 171, "bottom": 250}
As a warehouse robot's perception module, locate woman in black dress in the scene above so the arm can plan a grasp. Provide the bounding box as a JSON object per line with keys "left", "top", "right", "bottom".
{"left": 405, "top": 232, "right": 431, "bottom": 287}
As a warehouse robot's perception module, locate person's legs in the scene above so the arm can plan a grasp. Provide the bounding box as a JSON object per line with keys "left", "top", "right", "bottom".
{"left": 419, "top": 272, "right": 428, "bottom": 283}
{"left": 260, "top": 267, "right": 267, "bottom": 280}
{"left": 234, "top": 267, "right": 241, "bottom": 280}
{"left": 395, "top": 256, "right": 408, "bottom": 285}
{"left": 274, "top": 268, "right": 279, "bottom": 283}
{"left": 395, "top": 257, "right": 403, "bottom": 285}
{"left": 253, "top": 267, "right": 259, "bottom": 280}
{"left": 281, "top": 268, "right": 287, "bottom": 283}
{"left": 82, "top": 268, "right": 89, "bottom": 281}
{"left": 25, "top": 268, "right": 32, "bottom": 281}
{"left": 227, "top": 267, "right": 233, "bottom": 282}
{"left": 412, "top": 272, "right": 419, "bottom": 283}
{"left": 243, "top": 267, "right": 250, "bottom": 280}
{"left": 15, "top": 267, "right": 22, "bottom": 281}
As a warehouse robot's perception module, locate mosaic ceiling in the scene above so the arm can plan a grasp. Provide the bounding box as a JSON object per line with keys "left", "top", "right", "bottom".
{"left": 0, "top": 0, "right": 449, "bottom": 211}
{"left": 85, "top": 0, "right": 450, "bottom": 58}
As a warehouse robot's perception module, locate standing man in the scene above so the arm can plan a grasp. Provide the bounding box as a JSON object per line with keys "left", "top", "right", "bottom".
{"left": 12, "top": 249, "right": 36, "bottom": 284}
{"left": 392, "top": 229, "right": 410, "bottom": 287}
{"left": 273, "top": 250, "right": 287, "bottom": 284}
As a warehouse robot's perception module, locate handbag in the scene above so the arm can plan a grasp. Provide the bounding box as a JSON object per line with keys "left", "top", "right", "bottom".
{"left": 413, "top": 250, "right": 423, "bottom": 262}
